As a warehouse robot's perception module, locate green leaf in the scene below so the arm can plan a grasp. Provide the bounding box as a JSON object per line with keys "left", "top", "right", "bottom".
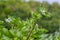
{"left": 2, "top": 28, "right": 13, "bottom": 38}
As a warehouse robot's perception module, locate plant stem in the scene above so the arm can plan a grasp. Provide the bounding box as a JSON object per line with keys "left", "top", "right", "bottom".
{"left": 26, "top": 26, "right": 35, "bottom": 40}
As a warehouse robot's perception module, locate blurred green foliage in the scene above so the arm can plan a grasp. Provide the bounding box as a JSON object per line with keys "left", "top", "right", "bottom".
{"left": 0, "top": 0, "right": 60, "bottom": 33}
{"left": 0, "top": 0, "right": 60, "bottom": 40}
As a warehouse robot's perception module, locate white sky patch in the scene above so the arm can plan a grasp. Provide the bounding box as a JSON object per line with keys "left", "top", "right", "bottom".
{"left": 25, "top": 0, "right": 60, "bottom": 4}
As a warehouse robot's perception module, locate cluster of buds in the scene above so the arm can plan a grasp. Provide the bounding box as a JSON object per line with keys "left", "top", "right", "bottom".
{"left": 40, "top": 9, "right": 46, "bottom": 15}
{"left": 5, "top": 17, "right": 12, "bottom": 23}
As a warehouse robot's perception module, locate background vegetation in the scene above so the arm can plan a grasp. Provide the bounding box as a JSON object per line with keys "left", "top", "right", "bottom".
{"left": 0, "top": 0, "right": 60, "bottom": 40}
